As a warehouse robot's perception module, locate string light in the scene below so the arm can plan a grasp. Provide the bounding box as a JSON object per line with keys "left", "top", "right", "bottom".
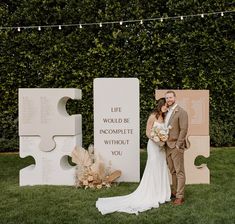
{"left": 0, "top": 10, "right": 233, "bottom": 31}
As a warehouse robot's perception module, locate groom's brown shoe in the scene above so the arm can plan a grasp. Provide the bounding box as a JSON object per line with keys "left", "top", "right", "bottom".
{"left": 173, "top": 198, "right": 184, "bottom": 206}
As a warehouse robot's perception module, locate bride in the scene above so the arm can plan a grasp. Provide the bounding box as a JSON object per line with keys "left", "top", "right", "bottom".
{"left": 96, "top": 97, "right": 171, "bottom": 215}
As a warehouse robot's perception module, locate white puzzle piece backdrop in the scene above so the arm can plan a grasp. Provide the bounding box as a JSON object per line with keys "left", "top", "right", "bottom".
{"left": 19, "top": 88, "right": 82, "bottom": 186}
{"left": 94, "top": 78, "right": 140, "bottom": 182}
{"left": 19, "top": 85, "right": 210, "bottom": 186}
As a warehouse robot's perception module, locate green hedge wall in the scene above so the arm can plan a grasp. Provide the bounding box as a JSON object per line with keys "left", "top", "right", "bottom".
{"left": 0, "top": 0, "right": 234, "bottom": 151}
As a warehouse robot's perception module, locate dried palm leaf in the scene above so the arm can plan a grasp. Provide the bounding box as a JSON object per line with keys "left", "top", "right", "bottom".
{"left": 71, "top": 146, "right": 92, "bottom": 167}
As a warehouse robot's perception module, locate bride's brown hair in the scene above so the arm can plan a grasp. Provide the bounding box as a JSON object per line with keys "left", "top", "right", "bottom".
{"left": 152, "top": 97, "right": 166, "bottom": 120}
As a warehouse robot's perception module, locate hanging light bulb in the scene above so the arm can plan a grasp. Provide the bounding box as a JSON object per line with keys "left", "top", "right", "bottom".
{"left": 58, "top": 25, "right": 62, "bottom": 30}
{"left": 140, "top": 20, "right": 143, "bottom": 25}
{"left": 120, "top": 21, "right": 123, "bottom": 25}
{"left": 180, "top": 16, "right": 183, "bottom": 20}
{"left": 79, "top": 24, "right": 82, "bottom": 29}
{"left": 38, "top": 26, "right": 41, "bottom": 31}
{"left": 99, "top": 23, "right": 102, "bottom": 27}
{"left": 17, "top": 27, "right": 21, "bottom": 32}
{"left": 221, "top": 12, "right": 224, "bottom": 16}
{"left": 201, "top": 14, "right": 204, "bottom": 18}
{"left": 160, "top": 18, "right": 163, "bottom": 22}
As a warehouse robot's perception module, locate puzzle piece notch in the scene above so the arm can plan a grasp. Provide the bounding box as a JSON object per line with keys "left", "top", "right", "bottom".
{"left": 19, "top": 88, "right": 82, "bottom": 152}
{"left": 20, "top": 135, "right": 82, "bottom": 186}
{"left": 184, "top": 135, "right": 210, "bottom": 184}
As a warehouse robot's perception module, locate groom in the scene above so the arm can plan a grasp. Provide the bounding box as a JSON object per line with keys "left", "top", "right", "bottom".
{"left": 164, "top": 90, "right": 189, "bottom": 206}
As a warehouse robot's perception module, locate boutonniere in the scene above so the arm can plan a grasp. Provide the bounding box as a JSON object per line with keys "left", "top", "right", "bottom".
{"left": 173, "top": 108, "right": 179, "bottom": 115}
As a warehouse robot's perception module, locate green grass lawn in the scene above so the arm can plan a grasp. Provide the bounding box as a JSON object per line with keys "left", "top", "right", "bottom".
{"left": 0, "top": 147, "right": 235, "bottom": 224}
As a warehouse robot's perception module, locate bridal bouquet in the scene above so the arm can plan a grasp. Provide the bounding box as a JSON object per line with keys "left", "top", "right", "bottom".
{"left": 150, "top": 125, "right": 171, "bottom": 146}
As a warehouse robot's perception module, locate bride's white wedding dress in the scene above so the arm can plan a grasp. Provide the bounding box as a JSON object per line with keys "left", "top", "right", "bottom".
{"left": 96, "top": 122, "right": 171, "bottom": 215}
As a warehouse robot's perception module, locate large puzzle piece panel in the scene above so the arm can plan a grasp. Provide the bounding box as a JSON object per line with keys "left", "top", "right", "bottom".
{"left": 20, "top": 135, "right": 82, "bottom": 186}
{"left": 94, "top": 78, "right": 140, "bottom": 182}
{"left": 19, "top": 88, "right": 82, "bottom": 152}
{"left": 185, "top": 136, "right": 210, "bottom": 184}
{"left": 156, "top": 90, "right": 210, "bottom": 184}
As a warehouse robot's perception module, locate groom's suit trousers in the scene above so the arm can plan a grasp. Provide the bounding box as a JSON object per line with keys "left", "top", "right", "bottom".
{"left": 166, "top": 147, "right": 185, "bottom": 199}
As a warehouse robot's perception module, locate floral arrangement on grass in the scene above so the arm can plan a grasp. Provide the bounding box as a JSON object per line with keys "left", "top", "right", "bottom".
{"left": 71, "top": 144, "right": 121, "bottom": 189}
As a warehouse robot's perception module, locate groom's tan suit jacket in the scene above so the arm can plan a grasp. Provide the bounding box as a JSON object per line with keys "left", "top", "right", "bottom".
{"left": 166, "top": 105, "right": 190, "bottom": 150}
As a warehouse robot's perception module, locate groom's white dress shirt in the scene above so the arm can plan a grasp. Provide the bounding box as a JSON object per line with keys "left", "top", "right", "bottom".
{"left": 165, "top": 103, "right": 178, "bottom": 126}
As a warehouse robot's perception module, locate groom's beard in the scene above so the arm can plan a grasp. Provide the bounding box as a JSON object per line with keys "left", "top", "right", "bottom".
{"left": 167, "top": 101, "right": 176, "bottom": 107}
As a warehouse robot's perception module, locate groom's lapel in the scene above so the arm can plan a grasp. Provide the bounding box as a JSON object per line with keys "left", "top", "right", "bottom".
{"left": 167, "top": 105, "right": 179, "bottom": 126}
